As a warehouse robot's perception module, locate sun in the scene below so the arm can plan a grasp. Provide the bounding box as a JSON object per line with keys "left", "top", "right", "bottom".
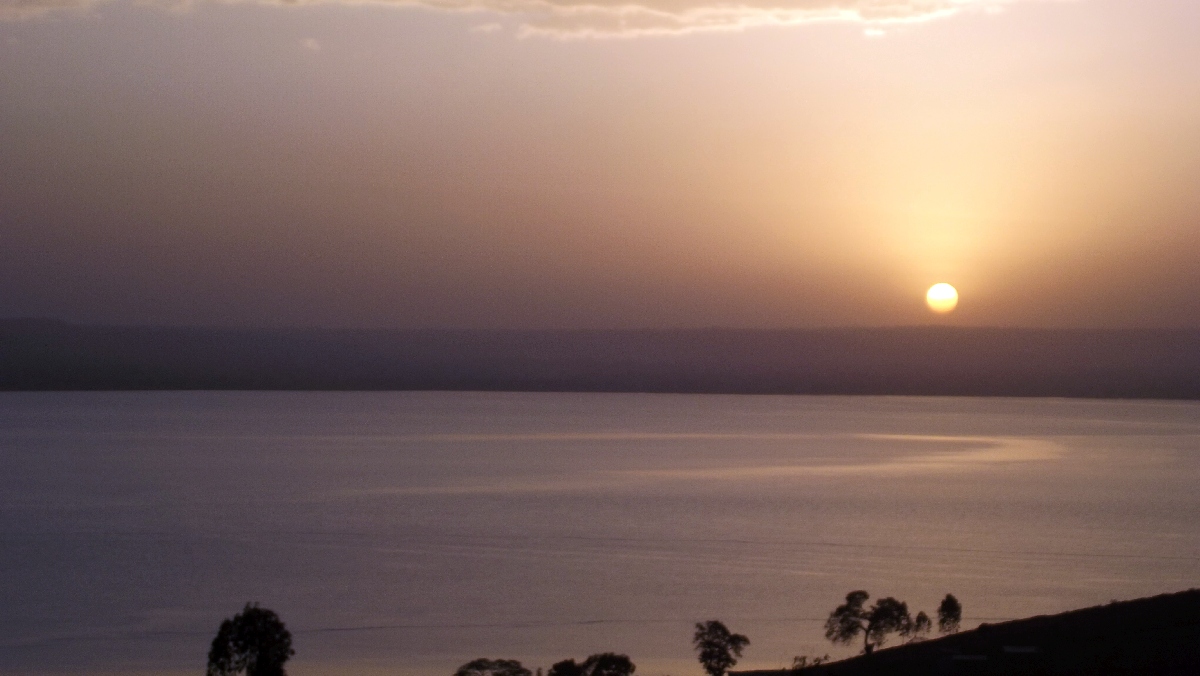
{"left": 926, "top": 283, "right": 958, "bottom": 314}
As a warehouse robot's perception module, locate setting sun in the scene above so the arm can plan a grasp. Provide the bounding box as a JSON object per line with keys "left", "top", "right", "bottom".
{"left": 926, "top": 283, "right": 959, "bottom": 313}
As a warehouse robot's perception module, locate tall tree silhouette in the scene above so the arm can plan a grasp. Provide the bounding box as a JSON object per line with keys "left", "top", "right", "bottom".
{"left": 206, "top": 603, "right": 294, "bottom": 676}
{"left": 693, "top": 620, "right": 750, "bottom": 676}
{"left": 937, "top": 594, "right": 962, "bottom": 634}
{"left": 824, "top": 591, "right": 871, "bottom": 652}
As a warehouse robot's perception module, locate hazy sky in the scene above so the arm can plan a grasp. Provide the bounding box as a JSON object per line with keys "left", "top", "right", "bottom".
{"left": 1, "top": 0, "right": 1198, "bottom": 328}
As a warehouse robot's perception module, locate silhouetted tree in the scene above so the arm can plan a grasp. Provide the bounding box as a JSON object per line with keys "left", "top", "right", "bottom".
{"left": 693, "top": 620, "right": 750, "bottom": 676}
{"left": 937, "top": 594, "right": 962, "bottom": 634}
{"left": 206, "top": 603, "right": 294, "bottom": 676}
{"left": 824, "top": 591, "right": 872, "bottom": 653}
{"left": 454, "top": 659, "right": 533, "bottom": 676}
{"left": 547, "top": 653, "right": 634, "bottom": 676}
{"left": 825, "top": 592, "right": 929, "bottom": 654}
{"left": 906, "top": 611, "right": 932, "bottom": 643}
{"left": 548, "top": 660, "right": 585, "bottom": 676}
{"left": 582, "top": 653, "right": 636, "bottom": 676}
{"left": 864, "top": 597, "right": 912, "bottom": 651}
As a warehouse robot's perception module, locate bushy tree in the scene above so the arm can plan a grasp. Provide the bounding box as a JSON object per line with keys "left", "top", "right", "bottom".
{"left": 824, "top": 591, "right": 871, "bottom": 651}
{"left": 454, "top": 658, "right": 533, "bottom": 676}
{"left": 547, "top": 654, "right": 634, "bottom": 676}
{"left": 206, "top": 603, "right": 294, "bottom": 676}
{"left": 548, "top": 660, "right": 585, "bottom": 676}
{"left": 693, "top": 620, "right": 750, "bottom": 676}
{"left": 584, "top": 653, "right": 636, "bottom": 676}
{"left": 862, "top": 597, "right": 911, "bottom": 651}
{"left": 825, "top": 592, "right": 934, "bottom": 654}
{"left": 937, "top": 594, "right": 962, "bottom": 634}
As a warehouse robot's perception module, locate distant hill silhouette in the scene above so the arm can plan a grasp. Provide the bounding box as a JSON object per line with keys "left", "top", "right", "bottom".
{"left": 2, "top": 319, "right": 1200, "bottom": 397}
{"left": 735, "top": 589, "right": 1200, "bottom": 676}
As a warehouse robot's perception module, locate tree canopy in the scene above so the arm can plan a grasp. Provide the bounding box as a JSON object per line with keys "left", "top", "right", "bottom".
{"left": 584, "top": 653, "right": 636, "bottom": 676}
{"left": 824, "top": 591, "right": 943, "bottom": 654}
{"left": 547, "top": 653, "right": 635, "bottom": 676}
{"left": 862, "top": 597, "right": 911, "bottom": 651}
{"left": 453, "top": 658, "right": 533, "bottom": 676}
{"left": 909, "top": 611, "right": 932, "bottom": 642}
{"left": 206, "top": 603, "right": 294, "bottom": 676}
{"left": 938, "top": 594, "right": 963, "bottom": 634}
{"left": 548, "top": 659, "right": 586, "bottom": 676}
{"left": 693, "top": 620, "right": 750, "bottom": 676}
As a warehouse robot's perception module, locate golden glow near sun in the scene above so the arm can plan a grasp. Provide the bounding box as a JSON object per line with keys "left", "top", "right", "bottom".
{"left": 926, "top": 283, "right": 959, "bottom": 313}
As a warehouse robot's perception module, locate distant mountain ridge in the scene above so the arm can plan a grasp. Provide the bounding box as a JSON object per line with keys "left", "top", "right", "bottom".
{"left": 2, "top": 319, "right": 1200, "bottom": 397}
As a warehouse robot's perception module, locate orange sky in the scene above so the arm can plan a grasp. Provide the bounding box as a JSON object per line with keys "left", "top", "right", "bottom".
{"left": 1, "top": 0, "right": 1198, "bottom": 328}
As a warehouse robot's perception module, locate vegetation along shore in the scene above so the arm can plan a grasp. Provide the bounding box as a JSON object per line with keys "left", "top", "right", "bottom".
{"left": 204, "top": 590, "right": 1200, "bottom": 676}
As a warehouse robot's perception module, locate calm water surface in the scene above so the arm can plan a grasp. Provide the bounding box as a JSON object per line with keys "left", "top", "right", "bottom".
{"left": 2, "top": 392, "right": 1200, "bottom": 675}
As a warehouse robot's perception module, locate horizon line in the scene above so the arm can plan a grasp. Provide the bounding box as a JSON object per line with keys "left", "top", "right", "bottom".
{"left": 5, "top": 318, "right": 1200, "bottom": 333}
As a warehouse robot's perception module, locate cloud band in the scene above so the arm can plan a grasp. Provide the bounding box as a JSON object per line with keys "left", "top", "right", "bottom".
{"left": 1, "top": 0, "right": 1035, "bottom": 38}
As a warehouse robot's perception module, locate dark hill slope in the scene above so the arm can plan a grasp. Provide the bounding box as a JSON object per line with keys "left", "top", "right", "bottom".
{"left": 736, "top": 589, "right": 1200, "bottom": 676}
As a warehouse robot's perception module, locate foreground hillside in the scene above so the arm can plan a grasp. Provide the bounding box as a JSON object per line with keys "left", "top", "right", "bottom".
{"left": 737, "top": 590, "right": 1200, "bottom": 676}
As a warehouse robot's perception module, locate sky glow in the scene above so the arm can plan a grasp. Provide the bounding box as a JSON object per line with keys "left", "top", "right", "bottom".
{"left": 1, "top": 0, "right": 1198, "bottom": 328}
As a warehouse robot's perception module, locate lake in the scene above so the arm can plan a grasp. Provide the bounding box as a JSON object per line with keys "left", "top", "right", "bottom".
{"left": 2, "top": 392, "right": 1199, "bottom": 675}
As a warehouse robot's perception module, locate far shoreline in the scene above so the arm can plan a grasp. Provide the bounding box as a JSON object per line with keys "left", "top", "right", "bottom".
{"left": 3, "top": 320, "right": 1200, "bottom": 399}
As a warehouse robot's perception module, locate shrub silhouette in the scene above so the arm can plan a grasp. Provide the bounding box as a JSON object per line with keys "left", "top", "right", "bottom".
{"left": 790, "top": 654, "right": 829, "bottom": 671}
{"left": 454, "top": 658, "right": 533, "bottom": 676}
{"left": 937, "top": 594, "right": 962, "bottom": 634}
{"left": 693, "top": 620, "right": 750, "bottom": 676}
{"left": 206, "top": 603, "right": 294, "bottom": 676}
